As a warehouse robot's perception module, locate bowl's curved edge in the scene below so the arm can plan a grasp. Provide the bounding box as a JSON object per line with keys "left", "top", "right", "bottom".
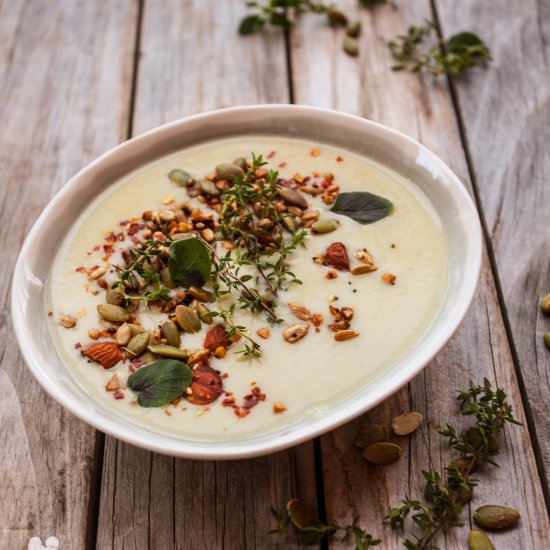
{"left": 11, "top": 104, "right": 483, "bottom": 460}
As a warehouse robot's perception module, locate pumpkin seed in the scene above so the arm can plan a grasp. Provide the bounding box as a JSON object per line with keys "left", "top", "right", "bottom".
{"left": 115, "top": 323, "right": 132, "bottom": 346}
{"left": 277, "top": 187, "right": 308, "bottom": 208}
{"left": 346, "top": 20, "right": 361, "bottom": 38}
{"left": 148, "top": 344, "right": 188, "bottom": 360}
{"left": 540, "top": 293, "right": 550, "bottom": 314}
{"left": 168, "top": 168, "right": 193, "bottom": 187}
{"left": 233, "top": 157, "right": 248, "bottom": 171}
{"left": 283, "top": 323, "right": 310, "bottom": 343}
{"left": 175, "top": 304, "right": 201, "bottom": 333}
{"left": 194, "top": 302, "right": 213, "bottom": 324}
{"left": 468, "top": 529, "right": 494, "bottom": 550}
{"left": 392, "top": 412, "right": 423, "bottom": 436}
{"left": 161, "top": 320, "right": 181, "bottom": 348}
{"left": 362, "top": 442, "right": 402, "bottom": 465}
{"left": 106, "top": 286, "right": 125, "bottom": 306}
{"left": 127, "top": 323, "right": 146, "bottom": 336}
{"left": 473, "top": 505, "right": 520, "bottom": 529}
{"left": 216, "top": 163, "right": 244, "bottom": 180}
{"left": 126, "top": 332, "right": 150, "bottom": 357}
{"left": 200, "top": 180, "right": 221, "bottom": 196}
{"left": 311, "top": 219, "right": 338, "bottom": 234}
{"left": 544, "top": 332, "right": 550, "bottom": 350}
{"left": 452, "top": 456, "right": 478, "bottom": 475}
{"left": 343, "top": 36, "right": 359, "bottom": 57}
{"left": 327, "top": 9, "right": 347, "bottom": 26}
{"left": 189, "top": 286, "right": 214, "bottom": 302}
{"left": 457, "top": 486, "right": 474, "bottom": 503}
{"left": 354, "top": 424, "right": 387, "bottom": 449}
{"left": 286, "top": 498, "right": 316, "bottom": 530}
{"left": 97, "top": 303, "right": 130, "bottom": 323}
{"left": 139, "top": 350, "right": 157, "bottom": 364}
{"left": 281, "top": 215, "right": 297, "bottom": 233}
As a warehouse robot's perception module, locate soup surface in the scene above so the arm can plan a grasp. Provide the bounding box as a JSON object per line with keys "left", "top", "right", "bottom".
{"left": 49, "top": 136, "right": 448, "bottom": 440}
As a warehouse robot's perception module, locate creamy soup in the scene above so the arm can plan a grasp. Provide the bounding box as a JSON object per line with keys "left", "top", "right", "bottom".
{"left": 48, "top": 136, "right": 448, "bottom": 440}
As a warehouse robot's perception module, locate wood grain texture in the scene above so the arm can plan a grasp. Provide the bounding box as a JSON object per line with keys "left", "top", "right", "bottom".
{"left": 0, "top": 0, "right": 137, "bottom": 547}
{"left": 96, "top": 2, "right": 317, "bottom": 549}
{"left": 290, "top": 0, "right": 550, "bottom": 547}
{"left": 434, "top": 0, "right": 550, "bottom": 492}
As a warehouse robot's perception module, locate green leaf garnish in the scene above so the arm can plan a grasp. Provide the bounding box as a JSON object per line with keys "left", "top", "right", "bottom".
{"left": 168, "top": 237, "right": 212, "bottom": 288}
{"left": 331, "top": 191, "right": 394, "bottom": 225}
{"left": 127, "top": 359, "right": 192, "bottom": 407}
{"left": 239, "top": 14, "right": 265, "bottom": 35}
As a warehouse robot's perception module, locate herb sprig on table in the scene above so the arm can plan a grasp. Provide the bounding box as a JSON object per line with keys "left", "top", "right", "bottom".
{"left": 386, "top": 378, "right": 521, "bottom": 549}
{"left": 270, "top": 379, "right": 521, "bottom": 549}
{"left": 388, "top": 20, "right": 492, "bottom": 77}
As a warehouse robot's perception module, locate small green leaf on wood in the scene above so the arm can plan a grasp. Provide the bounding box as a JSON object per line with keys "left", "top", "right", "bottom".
{"left": 239, "top": 14, "right": 266, "bottom": 35}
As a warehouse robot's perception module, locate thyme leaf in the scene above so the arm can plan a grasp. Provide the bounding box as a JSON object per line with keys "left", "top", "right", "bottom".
{"left": 388, "top": 20, "right": 491, "bottom": 77}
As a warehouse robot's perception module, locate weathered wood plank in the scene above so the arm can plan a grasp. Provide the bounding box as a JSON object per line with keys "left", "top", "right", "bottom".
{"left": 0, "top": 0, "right": 138, "bottom": 547}
{"left": 290, "top": 1, "right": 550, "bottom": 547}
{"left": 435, "top": 0, "right": 550, "bottom": 494}
{"left": 96, "top": 2, "right": 317, "bottom": 548}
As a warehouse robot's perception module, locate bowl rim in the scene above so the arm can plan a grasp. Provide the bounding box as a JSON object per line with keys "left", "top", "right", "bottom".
{"left": 11, "top": 104, "right": 482, "bottom": 459}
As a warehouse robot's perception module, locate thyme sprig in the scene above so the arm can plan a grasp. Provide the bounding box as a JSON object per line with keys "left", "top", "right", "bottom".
{"left": 112, "top": 238, "right": 171, "bottom": 306}
{"left": 269, "top": 506, "right": 380, "bottom": 548}
{"left": 388, "top": 20, "right": 491, "bottom": 77}
{"left": 208, "top": 304, "right": 262, "bottom": 357}
{"left": 219, "top": 153, "right": 307, "bottom": 296}
{"left": 239, "top": 0, "right": 338, "bottom": 35}
{"left": 386, "top": 378, "right": 521, "bottom": 549}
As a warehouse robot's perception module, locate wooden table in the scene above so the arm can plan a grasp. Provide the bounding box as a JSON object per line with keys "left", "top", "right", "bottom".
{"left": 2, "top": 1, "right": 549, "bottom": 548}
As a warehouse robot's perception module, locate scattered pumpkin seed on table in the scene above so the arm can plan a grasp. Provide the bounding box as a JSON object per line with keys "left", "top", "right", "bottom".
{"left": 392, "top": 411, "right": 423, "bottom": 435}
{"left": 467, "top": 529, "right": 495, "bottom": 550}
{"left": 540, "top": 293, "right": 550, "bottom": 314}
{"left": 362, "top": 441, "right": 402, "bottom": 465}
{"left": 473, "top": 505, "right": 520, "bottom": 529}
{"left": 354, "top": 424, "right": 387, "bottom": 449}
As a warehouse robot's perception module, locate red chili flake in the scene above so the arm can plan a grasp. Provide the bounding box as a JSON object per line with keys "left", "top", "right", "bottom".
{"left": 113, "top": 391, "right": 125, "bottom": 400}
{"left": 127, "top": 223, "right": 140, "bottom": 236}
{"left": 221, "top": 373, "right": 229, "bottom": 379}
{"left": 302, "top": 176, "right": 311, "bottom": 184}
{"left": 116, "top": 232, "right": 125, "bottom": 241}
{"left": 324, "top": 242, "right": 350, "bottom": 271}
{"left": 186, "top": 364, "right": 224, "bottom": 405}
{"left": 74, "top": 342, "right": 82, "bottom": 349}
{"left": 336, "top": 156, "right": 344, "bottom": 162}
{"left": 222, "top": 397, "right": 236, "bottom": 407}
{"left": 235, "top": 409, "right": 250, "bottom": 418}
{"left": 278, "top": 161, "right": 287, "bottom": 168}
{"left": 97, "top": 278, "right": 108, "bottom": 289}
{"left": 93, "top": 245, "right": 100, "bottom": 252}
{"left": 321, "top": 180, "right": 329, "bottom": 188}
{"left": 103, "top": 243, "right": 114, "bottom": 252}
{"left": 119, "top": 220, "right": 129, "bottom": 227}
{"left": 131, "top": 236, "right": 139, "bottom": 244}
{"left": 75, "top": 266, "right": 86, "bottom": 273}
{"left": 267, "top": 150, "right": 276, "bottom": 159}
{"left": 105, "top": 231, "right": 116, "bottom": 242}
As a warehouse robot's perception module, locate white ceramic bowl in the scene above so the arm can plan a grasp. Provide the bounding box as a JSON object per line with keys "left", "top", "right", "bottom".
{"left": 12, "top": 105, "right": 481, "bottom": 459}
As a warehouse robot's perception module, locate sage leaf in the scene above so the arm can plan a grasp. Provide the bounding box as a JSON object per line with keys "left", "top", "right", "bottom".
{"left": 127, "top": 359, "right": 192, "bottom": 407}
{"left": 331, "top": 191, "right": 394, "bottom": 225}
{"left": 168, "top": 237, "right": 211, "bottom": 288}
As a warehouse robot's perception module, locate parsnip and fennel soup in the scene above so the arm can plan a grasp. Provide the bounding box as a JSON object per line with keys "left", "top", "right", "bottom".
{"left": 49, "top": 137, "right": 448, "bottom": 440}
